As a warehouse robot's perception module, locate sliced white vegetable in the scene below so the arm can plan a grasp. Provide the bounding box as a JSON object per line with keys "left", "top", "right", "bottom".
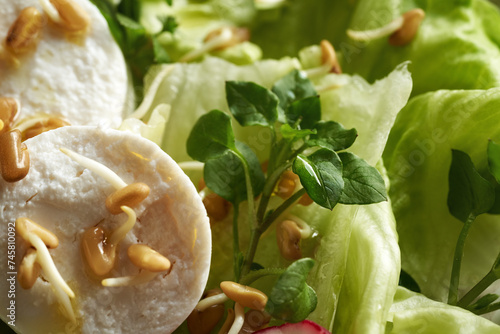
{"left": 0, "top": 126, "right": 211, "bottom": 334}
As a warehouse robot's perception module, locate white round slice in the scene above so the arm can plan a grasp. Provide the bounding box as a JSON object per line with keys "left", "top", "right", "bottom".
{"left": 0, "top": 126, "right": 211, "bottom": 334}
{"left": 0, "top": 0, "right": 128, "bottom": 128}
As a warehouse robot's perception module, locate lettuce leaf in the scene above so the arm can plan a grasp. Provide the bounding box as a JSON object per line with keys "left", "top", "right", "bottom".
{"left": 383, "top": 88, "right": 500, "bottom": 305}
{"left": 139, "top": 56, "right": 299, "bottom": 162}
{"left": 387, "top": 287, "right": 500, "bottom": 333}
{"left": 303, "top": 65, "right": 412, "bottom": 330}
{"left": 344, "top": 0, "right": 500, "bottom": 96}
{"left": 251, "top": 0, "right": 500, "bottom": 96}
{"left": 332, "top": 199, "right": 400, "bottom": 334}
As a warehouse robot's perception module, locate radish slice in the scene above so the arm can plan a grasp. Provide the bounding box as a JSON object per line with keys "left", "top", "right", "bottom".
{"left": 254, "top": 320, "right": 331, "bottom": 334}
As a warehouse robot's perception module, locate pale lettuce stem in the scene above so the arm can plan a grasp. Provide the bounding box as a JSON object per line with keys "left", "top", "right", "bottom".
{"left": 457, "top": 271, "right": 498, "bottom": 308}
{"left": 448, "top": 214, "right": 476, "bottom": 305}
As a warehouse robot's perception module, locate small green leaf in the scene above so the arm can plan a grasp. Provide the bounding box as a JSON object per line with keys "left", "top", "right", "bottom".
{"left": 187, "top": 110, "right": 236, "bottom": 162}
{"left": 117, "top": 0, "right": 141, "bottom": 21}
{"left": 286, "top": 96, "right": 321, "bottom": 129}
{"left": 225, "top": 81, "right": 279, "bottom": 127}
{"left": 469, "top": 294, "right": 499, "bottom": 310}
{"left": 489, "top": 186, "right": 500, "bottom": 214}
{"left": 165, "top": 0, "right": 173, "bottom": 7}
{"left": 152, "top": 36, "right": 170, "bottom": 64}
{"left": 398, "top": 270, "right": 421, "bottom": 293}
{"left": 89, "top": 0, "right": 126, "bottom": 50}
{"left": 272, "top": 70, "right": 317, "bottom": 116}
{"left": 280, "top": 124, "right": 316, "bottom": 141}
{"left": 447, "top": 149, "right": 495, "bottom": 223}
{"left": 266, "top": 258, "right": 317, "bottom": 323}
{"left": 204, "top": 142, "right": 265, "bottom": 204}
{"left": 338, "top": 152, "right": 387, "bottom": 205}
{"left": 292, "top": 149, "right": 344, "bottom": 210}
{"left": 157, "top": 15, "right": 177, "bottom": 34}
{"left": 488, "top": 140, "right": 500, "bottom": 184}
{"left": 307, "top": 121, "right": 358, "bottom": 152}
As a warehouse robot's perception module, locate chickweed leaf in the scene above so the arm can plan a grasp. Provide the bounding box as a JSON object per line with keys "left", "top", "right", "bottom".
{"left": 266, "top": 258, "right": 317, "bottom": 323}
{"left": 225, "top": 81, "right": 279, "bottom": 127}
{"left": 447, "top": 149, "right": 495, "bottom": 223}
{"left": 280, "top": 124, "right": 316, "bottom": 141}
{"left": 286, "top": 95, "right": 321, "bottom": 130}
{"left": 187, "top": 110, "right": 236, "bottom": 162}
{"left": 307, "top": 121, "right": 358, "bottom": 151}
{"left": 293, "top": 149, "right": 344, "bottom": 210}
{"left": 272, "top": 70, "right": 317, "bottom": 121}
{"left": 338, "top": 152, "right": 387, "bottom": 204}
{"left": 204, "top": 141, "right": 265, "bottom": 204}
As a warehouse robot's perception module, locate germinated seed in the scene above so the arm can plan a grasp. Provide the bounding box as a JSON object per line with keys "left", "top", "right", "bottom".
{"left": 276, "top": 219, "right": 302, "bottom": 260}
{"left": 22, "top": 116, "right": 70, "bottom": 140}
{"left": 187, "top": 290, "right": 225, "bottom": 334}
{"left": 389, "top": 9, "right": 426, "bottom": 46}
{"left": 48, "top": 0, "right": 90, "bottom": 32}
{"left": 220, "top": 281, "right": 268, "bottom": 311}
{"left": 0, "top": 129, "right": 30, "bottom": 182}
{"left": 16, "top": 217, "right": 59, "bottom": 248}
{"left": 5, "top": 7, "right": 44, "bottom": 54}
{"left": 127, "top": 244, "right": 171, "bottom": 272}
{"left": 105, "top": 182, "right": 150, "bottom": 215}
{"left": 18, "top": 248, "right": 41, "bottom": 289}
{"left": 81, "top": 226, "right": 116, "bottom": 276}
{"left": 0, "top": 97, "right": 19, "bottom": 134}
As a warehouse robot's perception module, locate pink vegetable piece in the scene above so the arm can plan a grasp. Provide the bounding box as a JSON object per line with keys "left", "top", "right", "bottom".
{"left": 253, "top": 320, "right": 331, "bottom": 334}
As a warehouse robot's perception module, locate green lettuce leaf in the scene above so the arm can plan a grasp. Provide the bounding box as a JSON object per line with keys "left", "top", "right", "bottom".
{"left": 383, "top": 88, "right": 500, "bottom": 305}
{"left": 139, "top": 56, "right": 299, "bottom": 162}
{"left": 139, "top": 0, "right": 261, "bottom": 64}
{"left": 343, "top": 0, "right": 500, "bottom": 96}
{"left": 332, "top": 199, "right": 400, "bottom": 334}
{"left": 387, "top": 287, "right": 500, "bottom": 334}
{"left": 251, "top": 0, "right": 500, "bottom": 96}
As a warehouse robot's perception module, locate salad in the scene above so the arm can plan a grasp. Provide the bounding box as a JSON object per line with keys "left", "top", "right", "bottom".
{"left": 3, "top": 0, "right": 500, "bottom": 333}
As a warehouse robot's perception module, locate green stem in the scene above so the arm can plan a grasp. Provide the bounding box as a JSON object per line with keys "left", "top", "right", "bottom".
{"left": 448, "top": 214, "right": 477, "bottom": 305}
{"left": 261, "top": 188, "right": 307, "bottom": 233}
{"left": 288, "top": 142, "right": 308, "bottom": 161}
{"left": 240, "top": 227, "right": 262, "bottom": 278}
{"left": 236, "top": 151, "right": 256, "bottom": 227}
{"left": 472, "top": 301, "right": 500, "bottom": 315}
{"left": 232, "top": 204, "right": 240, "bottom": 279}
{"left": 241, "top": 189, "right": 306, "bottom": 278}
{"left": 256, "top": 162, "right": 292, "bottom": 224}
{"left": 457, "top": 271, "right": 498, "bottom": 308}
{"left": 232, "top": 204, "right": 240, "bottom": 254}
